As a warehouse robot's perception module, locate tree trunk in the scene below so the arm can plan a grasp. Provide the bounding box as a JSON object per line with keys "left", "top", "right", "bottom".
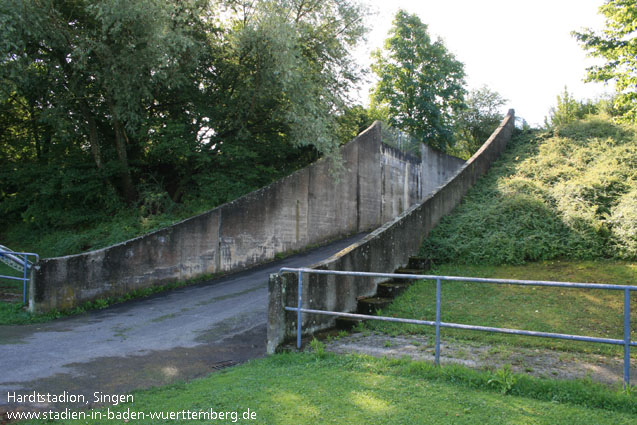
{"left": 108, "top": 103, "right": 136, "bottom": 204}
{"left": 80, "top": 101, "right": 103, "bottom": 171}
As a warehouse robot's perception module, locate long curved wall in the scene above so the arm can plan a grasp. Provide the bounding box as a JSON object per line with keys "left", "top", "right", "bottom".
{"left": 31, "top": 122, "right": 464, "bottom": 312}
{"left": 267, "top": 110, "right": 515, "bottom": 353}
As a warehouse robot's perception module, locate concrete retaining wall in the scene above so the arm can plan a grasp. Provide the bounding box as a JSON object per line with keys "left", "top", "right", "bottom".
{"left": 31, "top": 122, "right": 464, "bottom": 312}
{"left": 267, "top": 110, "right": 515, "bottom": 353}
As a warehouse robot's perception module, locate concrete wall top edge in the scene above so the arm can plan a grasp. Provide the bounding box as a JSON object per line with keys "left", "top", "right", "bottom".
{"left": 466, "top": 110, "right": 515, "bottom": 165}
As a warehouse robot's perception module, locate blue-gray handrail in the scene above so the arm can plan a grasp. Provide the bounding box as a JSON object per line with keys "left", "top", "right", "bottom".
{"left": 279, "top": 267, "right": 636, "bottom": 388}
{"left": 0, "top": 247, "right": 39, "bottom": 304}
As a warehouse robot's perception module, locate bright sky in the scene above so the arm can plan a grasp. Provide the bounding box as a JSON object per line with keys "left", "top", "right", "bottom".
{"left": 355, "top": 0, "right": 612, "bottom": 126}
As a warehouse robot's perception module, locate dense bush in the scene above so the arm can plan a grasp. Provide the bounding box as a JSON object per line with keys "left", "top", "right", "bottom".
{"left": 420, "top": 114, "right": 637, "bottom": 265}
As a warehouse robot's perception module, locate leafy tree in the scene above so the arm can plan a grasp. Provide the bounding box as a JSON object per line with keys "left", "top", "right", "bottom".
{"left": 335, "top": 105, "right": 375, "bottom": 144}
{"left": 0, "top": 0, "right": 213, "bottom": 206}
{"left": 572, "top": 0, "right": 637, "bottom": 123}
{"left": 453, "top": 86, "right": 507, "bottom": 156}
{"left": 370, "top": 10, "right": 466, "bottom": 151}
{"left": 208, "top": 0, "right": 369, "bottom": 161}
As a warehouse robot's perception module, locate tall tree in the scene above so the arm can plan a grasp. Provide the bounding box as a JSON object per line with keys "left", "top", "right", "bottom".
{"left": 572, "top": 0, "right": 637, "bottom": 123}
{"left": 370, "top": 10, "right": 466, "bottom": 151}
{"left": 207, "top": 0, "right": 369, "bottom": 162}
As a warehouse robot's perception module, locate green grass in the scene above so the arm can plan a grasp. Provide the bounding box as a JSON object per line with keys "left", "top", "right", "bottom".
{"left": 421, "top": 116, "right": 637, "bottom": 265}
{"left": 2, "top": 207, "right": 209, "bottom": 259}
{"left": 367, "top": 260, "right": 636, "bottom": 356}
{"left": 16, "top": 353, "right": 637, "bottom": 424}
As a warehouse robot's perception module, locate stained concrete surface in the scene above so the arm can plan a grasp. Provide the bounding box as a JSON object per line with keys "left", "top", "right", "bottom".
{"left": 0, "top": 233, "right": 366, "bottom": 414}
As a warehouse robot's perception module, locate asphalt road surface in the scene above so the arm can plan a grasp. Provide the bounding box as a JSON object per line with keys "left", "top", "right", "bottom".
{"left": 0, "top": 233, "right": 367, "bottom": 412}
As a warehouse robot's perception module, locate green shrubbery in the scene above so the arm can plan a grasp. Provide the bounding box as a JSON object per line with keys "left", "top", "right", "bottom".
{"left": 420, "top": 114, "right": 637, "bottom": 265}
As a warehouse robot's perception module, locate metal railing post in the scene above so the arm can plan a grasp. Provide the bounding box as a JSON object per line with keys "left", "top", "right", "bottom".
{"left": 435, "top": 278, "right": 441, "bottom": 366}
{"left": 22, "top": 253, "right": 28, "bottom": 304}
{"left": 297, "top": 271, "right": 303, "bottom": 349}
{"left": 624, "top": 288, "right": 631, "bottom": 388}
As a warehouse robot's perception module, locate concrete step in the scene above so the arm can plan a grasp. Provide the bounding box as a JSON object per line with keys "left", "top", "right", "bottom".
{"left": 377, "top": 281, "right": 411, "bottom": 299}
{"left": 393, "top": 268, "right": 428, "bottom": 283}
{"left": 357, "top": 296, "right": 393, "bottom": 315}
{"left": 407, "top": 256, "right": 431, "bottom": 271}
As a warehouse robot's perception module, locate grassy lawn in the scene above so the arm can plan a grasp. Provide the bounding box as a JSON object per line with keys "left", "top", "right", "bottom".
{"left": 367, "top": 260, "right": 637, "bottom": 356}
{"left": 15, "top": 352, "right": 637, "bottom": 424}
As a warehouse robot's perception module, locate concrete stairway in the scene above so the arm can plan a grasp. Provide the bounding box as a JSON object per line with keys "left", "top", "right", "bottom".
{"left": 0, "top": 244, "right": 33, "bottom": 273}
{"left": 335, "top": 256, "right": 431, "bottom": 330}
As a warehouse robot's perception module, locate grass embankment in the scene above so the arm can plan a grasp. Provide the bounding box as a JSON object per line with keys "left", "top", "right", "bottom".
{"left": 422, "top": 117, "right": 636, "bottom": 264}
{"left": 369, "top": 115, "right": 637, "bottom": 354}
{"left": 19, "top": 353, "right": 637, "bottom": 425}
{"left": 3, "top": 204, "right": 217, "bottom": 260}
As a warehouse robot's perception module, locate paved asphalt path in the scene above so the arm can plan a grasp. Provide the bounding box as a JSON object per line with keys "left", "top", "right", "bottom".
{"left": 0, "top": 233, "right": 367, "bottom": 412}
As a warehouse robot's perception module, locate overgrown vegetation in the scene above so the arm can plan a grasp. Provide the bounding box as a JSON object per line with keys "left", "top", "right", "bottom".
{"left": 544, "top": 87, "right": 628, "bottom": 128}
{"left": 21, "top": 353, "right": 637, "bottom": 424}
{"left": 421, "top": 114, "right": 636, "bottom": 265}
{"left": 0, "top": 1, "right": 509, "bottom": 259}
{"left": 371, "top": 109, "right": 636, "bottom": 357}
{"left": 451, "top": 86, "right": 507, "bottom": 159}
{"left": 0, "top": 0, "right": 369, "bottom": 256}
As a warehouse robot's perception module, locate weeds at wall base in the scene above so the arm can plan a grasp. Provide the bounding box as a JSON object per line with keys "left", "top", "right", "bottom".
{"left": 0, "top": 272, "right": 222, "bottom": 326}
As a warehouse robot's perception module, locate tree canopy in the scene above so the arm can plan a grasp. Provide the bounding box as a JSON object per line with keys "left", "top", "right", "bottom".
{"left": 370, "top": 10, "right": 466, "bottom": 151}
{"left": 572, "top": 0, "right": 637, "bottom": 123}
{"left": 0, "top": 0, "right": 369, "bottom": 239}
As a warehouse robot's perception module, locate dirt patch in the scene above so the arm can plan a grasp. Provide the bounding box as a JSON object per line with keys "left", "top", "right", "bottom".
{"left": 322, "top": 331, "right": 634, "bottom": 386}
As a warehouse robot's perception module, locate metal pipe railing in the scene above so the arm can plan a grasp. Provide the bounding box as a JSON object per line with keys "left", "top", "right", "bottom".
{"left": 279, "top": 267, "right": 636, "bottom": 388}
{"left": 0, "top": 250, "right": 39, "bottom": 304}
